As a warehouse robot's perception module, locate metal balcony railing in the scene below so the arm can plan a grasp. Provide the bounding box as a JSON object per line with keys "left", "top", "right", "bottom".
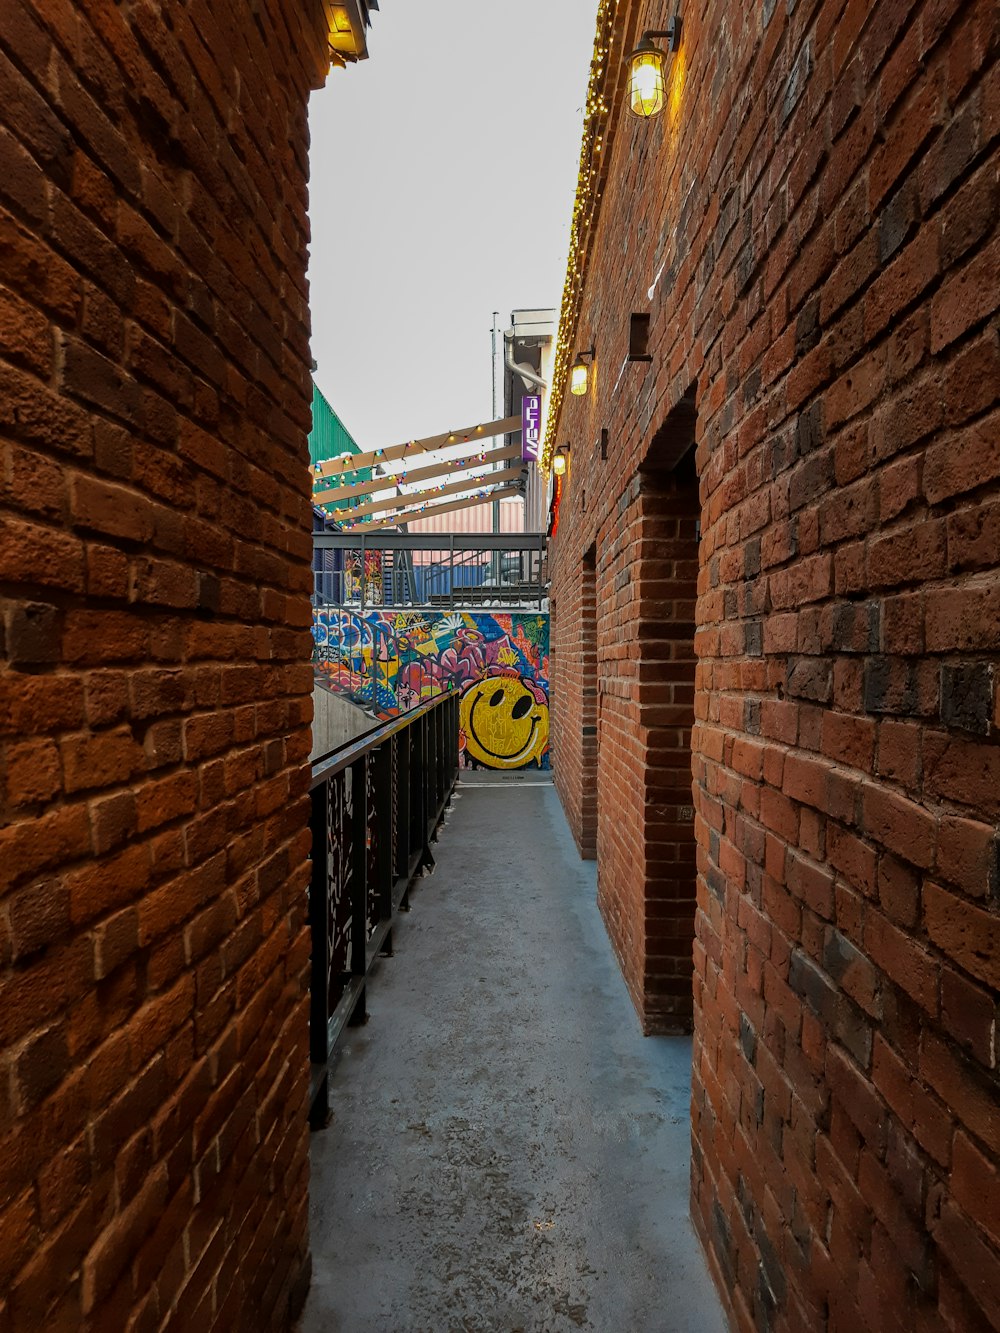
{"left": 308, "top": 692, "right": 460, "bottom": 1127}
{"left": 312, "top": 531, "right": 548, "bottom": 611}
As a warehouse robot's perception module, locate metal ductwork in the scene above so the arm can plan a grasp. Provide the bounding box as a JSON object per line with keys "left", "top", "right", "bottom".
{"left": 504, "top": 330, "right": 548, "bottom": 392}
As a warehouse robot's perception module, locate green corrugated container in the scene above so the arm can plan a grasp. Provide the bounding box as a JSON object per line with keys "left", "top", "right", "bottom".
{"left": 308, "top": 383, "right": 371, "bottom": 483}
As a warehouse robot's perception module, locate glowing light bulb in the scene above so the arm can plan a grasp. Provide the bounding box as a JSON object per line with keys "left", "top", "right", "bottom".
{"left": 570, "top": 357, "right": 589, "bottom": 396}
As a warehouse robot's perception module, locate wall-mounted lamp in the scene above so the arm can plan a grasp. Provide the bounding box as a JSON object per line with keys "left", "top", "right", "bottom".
{"left": 628, "top": 17, "right": 682, "bottom": 119}
{"left": 552, "top": 446, "right": 570, "bottom": 477}
{"left": 570, "top": 347, "right": 595, "bottom": 396}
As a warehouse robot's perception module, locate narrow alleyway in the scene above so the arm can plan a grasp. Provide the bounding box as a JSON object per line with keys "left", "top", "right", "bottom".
{"left": 302, "top": 782, "right": 726, "bottom": 1332}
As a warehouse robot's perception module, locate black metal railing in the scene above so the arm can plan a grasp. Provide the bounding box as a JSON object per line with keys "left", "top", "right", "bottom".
{"left": 307, "top": 691, "right": 460, "bottom": 1127}
{"left": 312, "top": 531, "right": 548, "bottom": 611}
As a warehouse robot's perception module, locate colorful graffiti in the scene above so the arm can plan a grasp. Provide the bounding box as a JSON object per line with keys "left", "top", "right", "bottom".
{"left": 461, "top": 676, "right": 549, "bottom": 769}
{"left": 312, "top": 609, "right": 550, "bottom": 770}
{"left": 344, "top": 549, "right": 383, "bottom": 604}
{"left": 312, "top": 610, "right": 398, "bottom": 714}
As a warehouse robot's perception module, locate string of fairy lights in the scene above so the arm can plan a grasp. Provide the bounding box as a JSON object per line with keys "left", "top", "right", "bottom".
{"left": 338, "top": 482, "right": 519, "bottom": 533}
{"left": 541, "top": 0, "right": 620, "bottom": 474}
{"left": 311, "top": 8, "right": 622, "bottom": 488}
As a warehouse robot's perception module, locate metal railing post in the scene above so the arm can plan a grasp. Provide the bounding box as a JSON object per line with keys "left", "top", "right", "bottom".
{"left": 416, "top": 713, "right": 429, "bottom": 856}
{"left": 307, "top": 693, "right": 461, "bottom": 1129}
{"left": 451, "top": 693, "right": 460, "bottom": 783}
{"left": 432, "top": 703, "right": 441, "bottom": 813}
{"left": 308, "top": 782, "right": 330, "bottom": 1128}
{"left": 437, "top": 702, "right": 446, "bottom": 807}
{"left": 374, "top": 743, "right": 393, "bottom": 930}
{"left": 348, "top": 757, "right": 368, "bottom": 1024}
{"left": 397, "top": 725, "right": 411, "bottom": 881}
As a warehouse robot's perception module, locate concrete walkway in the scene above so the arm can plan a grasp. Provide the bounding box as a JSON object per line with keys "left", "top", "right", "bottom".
{"left": 302, "top": 782, "right": 727, "bottom": 1333}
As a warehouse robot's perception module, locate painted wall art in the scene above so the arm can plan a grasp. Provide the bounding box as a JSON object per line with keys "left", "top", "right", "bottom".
{"left": 312, "top": 609, "right": 550, "bottom": 770}
{"left": 343, "top": 549, "right": 384, "bottom": 605}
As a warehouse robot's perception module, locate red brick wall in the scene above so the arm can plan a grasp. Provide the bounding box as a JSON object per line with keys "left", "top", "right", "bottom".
{"left": 557, "top": 450, "right": 700, "bottom": 1032}
{"left": 550, "top": 0, "right": 1000, "bottom": 1326}
{"left": 633, "top": 450, "right": 700, "bottom": 1032}
{"left": 0, "top": 2, "right": 327, "bottom": 1328}
{"left": 551, "top": 540, "right": 598, "bottom": 857}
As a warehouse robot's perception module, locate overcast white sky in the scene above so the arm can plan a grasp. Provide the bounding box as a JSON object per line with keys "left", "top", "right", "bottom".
{"left": 306, "top": 0, "right": 597, "bottom": 453}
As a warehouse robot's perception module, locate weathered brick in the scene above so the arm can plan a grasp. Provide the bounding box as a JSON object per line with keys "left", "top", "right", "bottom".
{"left": 939, "top": 662, "right": 995, "bottom": 735}
{"left": 924, "top": 406, "right": 1000, "bottom": 504}
{"left": 940, "top": 966, "right": 996, "bottom": 1068}
{"left": 861, "top": 784, "right": 935, "bottom": 869}
{"left": 551, "top": 8, "right": 1000, "bottom": 1304}
{"left": 3, "top": 737, "right": 62, "bottom": 806}
{"left": 0, "top": 0, "right": 324, "bottom": 1325}
{"left": 923, "top": 881, "right": 1000, "bottom": 989}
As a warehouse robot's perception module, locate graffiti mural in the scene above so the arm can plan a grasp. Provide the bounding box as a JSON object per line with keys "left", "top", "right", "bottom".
{"left": 344, "top": 549, "right": 384, "bottom": 605}
{"left": 461, "top": 676, "right": 549, "bottom": 770}
{"left": 312, "top": 609, "right": 550, "bottom": 770}
{"left": 312, "top": 609, "right": 398, "bottom": 714}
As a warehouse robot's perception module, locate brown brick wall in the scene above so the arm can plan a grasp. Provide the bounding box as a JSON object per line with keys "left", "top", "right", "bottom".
{"left": 0, "top": 2, "right": 327, "bottom": 1328}
{"left": 551, "top": 543, "right": 598, "bottom": 858}
{"left": 550, "top": 0, "right": 999, "bottom": 1326}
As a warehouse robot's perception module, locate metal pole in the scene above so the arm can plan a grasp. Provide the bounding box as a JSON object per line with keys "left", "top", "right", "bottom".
{"left": 348, "top": 758, "right": 368, "bottom": 1025}
{"left": 308, "top": 781, "right": 330, "bottom": 1128}
{"left": 491, "top": 312, "right": 500, "bottom": 585}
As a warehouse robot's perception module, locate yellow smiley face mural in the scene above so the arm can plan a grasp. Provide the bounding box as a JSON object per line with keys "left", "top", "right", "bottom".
{"left": 461, "top": 676, "right": 550, "bottom": 770}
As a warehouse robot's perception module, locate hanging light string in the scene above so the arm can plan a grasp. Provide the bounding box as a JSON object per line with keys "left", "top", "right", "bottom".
{"left": 310, "top": 414, "right": 520, "bottom": 485}
{"left": 321, "top": 465, "right": 524, "bottom": 523}
{"left": 339, "top": 482, "right": 523, "bottom": 533}
{"left": 312, "top": 443, "right": 516, "bottom": 506}
{"left": 541, "top": 0, "right": 621, "bottom": 473}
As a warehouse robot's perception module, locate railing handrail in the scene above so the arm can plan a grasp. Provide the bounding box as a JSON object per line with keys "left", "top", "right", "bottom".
{"left": 310, "top": 689, "right": 455, "bottom": 789}
{"left": 314, "top": 532, "right": 546, "bottom": 551}
{"left": 308, "top": 688, "right": 460, "bottom": 1128}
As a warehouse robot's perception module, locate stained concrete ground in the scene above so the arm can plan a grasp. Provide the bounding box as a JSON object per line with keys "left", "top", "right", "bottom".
{"left": 302, "top": 781, "right": 728, "bottom": 1333}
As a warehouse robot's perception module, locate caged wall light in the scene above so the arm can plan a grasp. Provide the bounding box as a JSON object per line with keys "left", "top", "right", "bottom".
{"left": 570, "top": 346, "right": 595, "bottom": 396}
{"left": 552, "top": 446, "right": 570, "bottom": 477}
{"left": 628, "top": 16, "right": 682, "bottom": 118}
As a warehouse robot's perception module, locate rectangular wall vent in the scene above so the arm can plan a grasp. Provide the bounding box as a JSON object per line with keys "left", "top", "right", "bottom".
{"left": 629, "top": 313, "right": 652, "bottom": 361}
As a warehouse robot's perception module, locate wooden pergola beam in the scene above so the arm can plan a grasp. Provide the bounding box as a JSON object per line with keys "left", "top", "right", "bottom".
{"left": 313, "top": 443, "right": 522, "bottom": 505}
{"left": 311, "top": 413, "right": 521, "bottom": 480}
{"left": 327, "top": 466, "right": 524, "bottom": 521}
{"left": 340, "top": 485, "right": 523, "bottom": 533}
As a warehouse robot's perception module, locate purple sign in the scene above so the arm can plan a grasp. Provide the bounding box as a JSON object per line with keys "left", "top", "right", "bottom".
{"left": 521, "top": 395, "right": 541, "bottom": 462}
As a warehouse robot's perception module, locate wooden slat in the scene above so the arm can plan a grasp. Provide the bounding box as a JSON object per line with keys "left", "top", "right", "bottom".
{"left": 311, "top": 413, "right": 521, "bottom": 480}
{"left": 327, "top": 466, "right": 524, "bottom": 521}
{"left": 340, "top": 485, "right": 523, "bottom": 533}
{"left": 313, "top": 443, "right": 522, "bottom": 505}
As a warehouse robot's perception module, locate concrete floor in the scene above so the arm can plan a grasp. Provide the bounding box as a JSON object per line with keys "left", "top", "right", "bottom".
{"left": 302, "top": 782, "right": 727, "bottom": 1333}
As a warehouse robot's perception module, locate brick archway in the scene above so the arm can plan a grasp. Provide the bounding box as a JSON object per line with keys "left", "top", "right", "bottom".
{"left": 633, "top": 443, "right": 701, "bottom": 1033}
{"left": 590, "top": 393, "right": 701, "bottom": 1035}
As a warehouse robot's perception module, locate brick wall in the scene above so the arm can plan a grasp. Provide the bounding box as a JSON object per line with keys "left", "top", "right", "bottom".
{"left": 549, "top": 0, "right": 999, "bottom": 1326}
{"left": 0, "top": 2, "right": 327, "bottom": 1328}
{"left": 633, "top": 449, "right": 700, "bottom": 1032}
{"left": 550, "top": 542, "right": 598, "bottom": 856}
